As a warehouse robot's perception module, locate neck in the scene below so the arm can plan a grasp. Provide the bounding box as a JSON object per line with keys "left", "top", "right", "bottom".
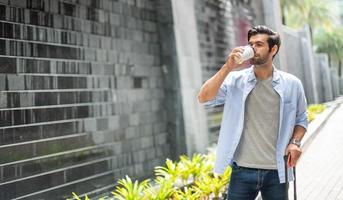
{"left": 253, "top": 60, "right": 273, "bottom": 80}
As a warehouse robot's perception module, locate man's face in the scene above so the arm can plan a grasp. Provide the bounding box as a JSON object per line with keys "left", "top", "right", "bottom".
{"left": 248, "top": 34, "right": 276, "bottom": 65}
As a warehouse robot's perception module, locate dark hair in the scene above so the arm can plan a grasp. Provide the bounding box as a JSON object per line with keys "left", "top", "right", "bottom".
{"left": 247, "top": 25, "right": 281, "bottom": 57}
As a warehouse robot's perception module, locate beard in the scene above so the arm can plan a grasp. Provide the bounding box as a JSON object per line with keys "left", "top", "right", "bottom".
{"left": 249, "top": 54, "right": 269, "bottom": 65}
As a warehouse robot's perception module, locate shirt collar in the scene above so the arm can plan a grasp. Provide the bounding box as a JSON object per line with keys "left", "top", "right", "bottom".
{"left": 247, "top": 65, "right": 280, "bottom": 84}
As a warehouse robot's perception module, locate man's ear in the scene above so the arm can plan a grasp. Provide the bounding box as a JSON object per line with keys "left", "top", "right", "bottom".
{"left": 271, "top": 45, "right": 278, "bottom": 57}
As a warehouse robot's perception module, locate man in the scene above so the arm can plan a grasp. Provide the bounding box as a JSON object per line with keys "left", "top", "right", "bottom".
{"left": 197, "top": 25, "right": 308, "bottom": 200}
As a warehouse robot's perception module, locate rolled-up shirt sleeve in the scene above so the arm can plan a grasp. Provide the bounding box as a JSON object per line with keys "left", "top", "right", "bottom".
{"left": 295, "top": 81, "right": 308, "bottom": 130}
{"left": 199, "top": 75, "right": 230, "bottom": 108}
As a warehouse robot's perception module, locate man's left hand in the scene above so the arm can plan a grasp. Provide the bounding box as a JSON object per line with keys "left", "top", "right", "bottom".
{"left": 285, "top": 144, "right": 302, "bottom": 167}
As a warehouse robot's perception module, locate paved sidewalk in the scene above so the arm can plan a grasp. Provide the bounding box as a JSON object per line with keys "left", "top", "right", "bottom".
{"left": 291, "top": 103, "right": 343, "bottom": 200}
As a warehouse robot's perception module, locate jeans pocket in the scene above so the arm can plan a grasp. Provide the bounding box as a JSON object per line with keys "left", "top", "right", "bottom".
{"left": 231, "top": 162, "right": 242, "bottom": 171}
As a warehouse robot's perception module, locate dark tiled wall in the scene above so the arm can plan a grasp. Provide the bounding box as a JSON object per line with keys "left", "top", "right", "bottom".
{"left": 0, "top": 0, "right": 170, "bottom": 199}
{"left": 195, "top": 0, "right": 260, "bottom": 144}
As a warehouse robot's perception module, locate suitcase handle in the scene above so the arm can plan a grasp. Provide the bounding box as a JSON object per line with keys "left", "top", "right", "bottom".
{"left": 284, "top": 155, "right": 297, "bottom": 200}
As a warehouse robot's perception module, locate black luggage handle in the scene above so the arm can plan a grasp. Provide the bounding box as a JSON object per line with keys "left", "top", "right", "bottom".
{"left": 284, "top": 155, "right": 297, "bottom": 200}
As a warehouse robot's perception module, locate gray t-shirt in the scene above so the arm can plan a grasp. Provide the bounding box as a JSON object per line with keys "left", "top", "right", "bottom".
{"left": 234, "top": 76, "right": 280, "bottom": 169}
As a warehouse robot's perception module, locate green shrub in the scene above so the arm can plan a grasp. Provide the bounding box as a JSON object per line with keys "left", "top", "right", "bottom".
{"left": 71, "top": 152, "right": 230, "bottom": 200}
{"left": 308, "top": 104, "right": 326, "bottom": 122}
{"left": 112, "top": 176, "right": 150, "bottom": 200}
{"left": 144, "top": 176, "right": 175, "bottom": 200}
{"left": 193, "top": 167, "right": 231, "bottom": 199}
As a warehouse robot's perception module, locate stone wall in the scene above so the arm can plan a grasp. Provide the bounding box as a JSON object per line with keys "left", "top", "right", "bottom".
{"left": 0, "top": 0, "right": 172, "bottom": 199}
{"left": 315, "top": 54, "right": 334, "bottom": 102}
{"left": 282, "top": 24, "right": 343, "bottom": 104}
{"left": 282, "top": 25, "right": 321, "bottom": 104}
{"left": 282, "top": 26, "right": 306, "bottom": 85}
{"left": 331, "top": 67, "right": 341, "bottom": 99}
{"left": 195, "top": 0, "right": 264, "bottom": 144}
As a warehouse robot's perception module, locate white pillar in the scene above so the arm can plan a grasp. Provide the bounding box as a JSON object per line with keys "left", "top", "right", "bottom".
{"left": 170, "top": 0, "right": 209, "bottom": 155}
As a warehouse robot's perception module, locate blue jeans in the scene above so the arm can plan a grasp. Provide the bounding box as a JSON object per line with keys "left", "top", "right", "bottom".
{"left": 227, "top": 162, "right": 286, "bottom": 200}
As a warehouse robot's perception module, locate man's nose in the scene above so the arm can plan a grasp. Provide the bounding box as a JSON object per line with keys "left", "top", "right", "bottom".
{"left": 250, "top": 45, "right": 256, "bottom": 53}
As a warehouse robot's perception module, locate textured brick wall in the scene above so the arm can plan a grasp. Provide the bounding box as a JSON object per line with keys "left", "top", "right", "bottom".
{"left": 0, "top": 0, "right": 171, "bottom": 199}
{"left": 195, "top": 0, "right": 263, "bottom": 144}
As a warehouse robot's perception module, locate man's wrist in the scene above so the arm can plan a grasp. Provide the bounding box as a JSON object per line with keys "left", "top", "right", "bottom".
{"left": 222, "top": 64, "right": 232, "bottom": 73}
{"left": 290, "top": 138, "right": 302, "bottom": 147}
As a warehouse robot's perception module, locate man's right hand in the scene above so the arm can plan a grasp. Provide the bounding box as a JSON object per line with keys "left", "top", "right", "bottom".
{"left": 197, "top": 46, "right": 245, "bottom": 103}
{"left": 223, "top": 46, "right": 245, "bottom": 71}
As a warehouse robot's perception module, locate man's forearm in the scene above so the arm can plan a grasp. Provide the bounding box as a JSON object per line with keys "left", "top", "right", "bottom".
{"left": 291, "top": 125, "right": 306, "bottom": 141}
{"left": 197, "top": 65, "right": 231, "bottom": 103}
{"left": 197, "top": 46, "right": 246, "bottom": 103}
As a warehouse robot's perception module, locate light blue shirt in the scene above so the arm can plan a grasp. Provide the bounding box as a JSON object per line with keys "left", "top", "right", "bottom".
{"left": 202, "top": 66, "right": 308, "bottom": 183}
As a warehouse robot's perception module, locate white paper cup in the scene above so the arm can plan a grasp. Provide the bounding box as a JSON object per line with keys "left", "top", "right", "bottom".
{"left": 236, "top": 45, "right": 255, "bottom": 64}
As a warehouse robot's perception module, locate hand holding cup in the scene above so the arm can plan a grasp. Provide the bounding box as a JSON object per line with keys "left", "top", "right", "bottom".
{"left": 224, "top": 45, "right": 255, "bottom": 71}
{"left": 235, "top": 45, "right": 255, "bottom": 64}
